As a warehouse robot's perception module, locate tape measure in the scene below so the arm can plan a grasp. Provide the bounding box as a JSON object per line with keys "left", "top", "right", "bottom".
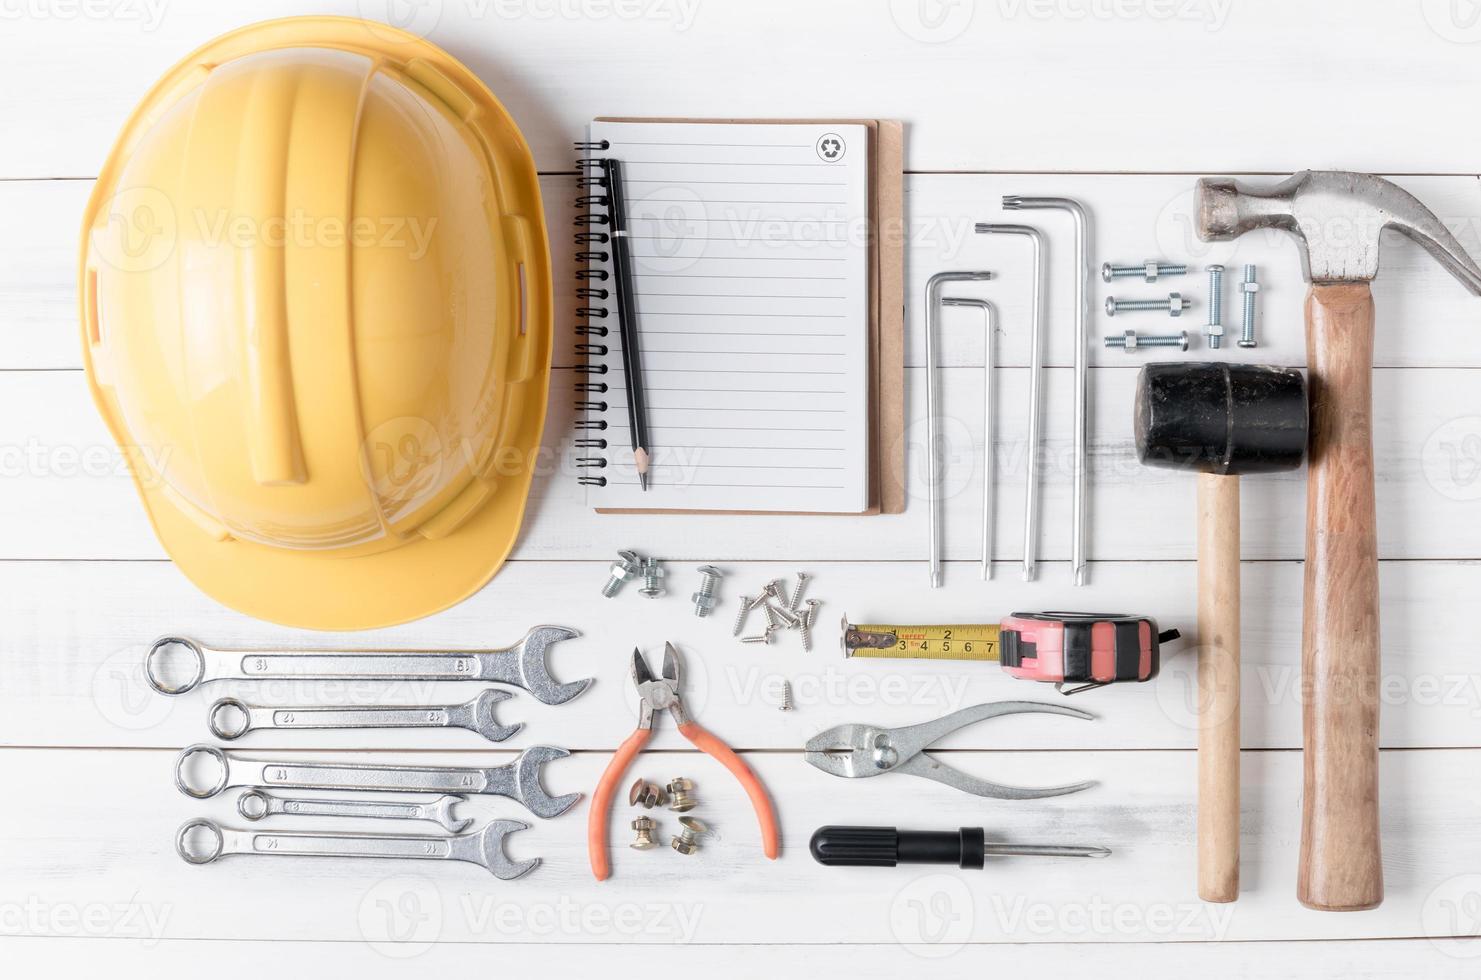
{"left": 842, "top": 612, "right": 1179, "bottom": 694}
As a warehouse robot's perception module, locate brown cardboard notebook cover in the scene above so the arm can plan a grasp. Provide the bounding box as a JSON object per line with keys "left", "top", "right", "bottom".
{"left": 590, "top": 117, "right": 904, "bottom": 516}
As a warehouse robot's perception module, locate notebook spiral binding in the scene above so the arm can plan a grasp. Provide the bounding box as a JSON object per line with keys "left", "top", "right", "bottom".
{"left": 573, "top": 140, "right": 612, "bottom": 487}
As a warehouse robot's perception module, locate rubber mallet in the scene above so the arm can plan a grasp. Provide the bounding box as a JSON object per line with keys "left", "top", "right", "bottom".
{"left": 1134, "top": 362, "right": 1307, "bottom": 904}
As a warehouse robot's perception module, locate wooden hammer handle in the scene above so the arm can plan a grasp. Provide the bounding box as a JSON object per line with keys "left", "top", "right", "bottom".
{"left": 1299, "top": 282, "right": 1383, "bottom": 911}
{"left": 1197, "top": 471, "right": 1241, "bottom": 903}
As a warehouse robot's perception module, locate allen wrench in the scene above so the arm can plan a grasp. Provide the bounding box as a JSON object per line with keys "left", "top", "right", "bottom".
{"left": 941, "top": 297, "right": 994, "bottom": 580}
{"left": 1001, "top": 195, "right": 1093, "bottom": 586}
{"left": 975, "top": 223, "right": 1045, "bottom": 581}
{"left": 924, "top": 271, "right": 993, "bottom": 588}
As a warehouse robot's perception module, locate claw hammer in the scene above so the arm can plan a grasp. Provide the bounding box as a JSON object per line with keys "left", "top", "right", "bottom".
{"left": 1195, "top": 171, "right": 1481, "bottom": 911}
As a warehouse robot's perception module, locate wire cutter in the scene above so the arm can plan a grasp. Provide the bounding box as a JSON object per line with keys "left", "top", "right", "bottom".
{"left": 589, "top": 643, "right": 780, "bottom": 880}
{"left": 804, "top": 701, "right": 1097, "bottom": 799}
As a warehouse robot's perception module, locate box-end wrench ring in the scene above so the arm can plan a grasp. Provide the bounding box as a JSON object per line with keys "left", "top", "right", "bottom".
{"left": 174, "top": 744, "right": 581, "bottom": 819}
{"left": 144, "top": 626, "right": 589, "bottom": 705}
{"left": 175, "top": 817, "right": 538, "bottom": 879}
{"left": 207, "top": 690, "right": 521, "bottom": 743}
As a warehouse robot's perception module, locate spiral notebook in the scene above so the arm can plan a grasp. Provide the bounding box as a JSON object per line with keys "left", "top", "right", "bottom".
{"left": 575, "top": 118, "right": 904, "bottom": 515}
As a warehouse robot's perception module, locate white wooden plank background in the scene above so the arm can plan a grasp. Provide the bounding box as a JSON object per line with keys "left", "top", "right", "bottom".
{"left": 5, "top": 0, "right": 1481, "bottom": 973}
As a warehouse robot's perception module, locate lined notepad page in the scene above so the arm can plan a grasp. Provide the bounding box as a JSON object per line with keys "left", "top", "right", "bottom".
{"left": 585, "top": 121, "right": 871, "bottom": 513}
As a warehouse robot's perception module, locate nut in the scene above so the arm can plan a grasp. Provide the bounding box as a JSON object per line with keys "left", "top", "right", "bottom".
{"left": 629, "top": 778, "right": 667, "bottom": 809}
{"left": 630, "top": 816, "right": 659, "bottom": 850}
{"left": 1168, "top": 291, "right": 1185, "bottom": 317}
{"left": 1123, "top": 328, "right": 1137, "bottom": 351}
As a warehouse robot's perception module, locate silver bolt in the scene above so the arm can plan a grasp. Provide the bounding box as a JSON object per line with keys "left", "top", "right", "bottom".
{"left": 670, "top": 816, "right": 707, "bottom": 855}
{"left": 777, "top": 679, "right": 794, "bottom": 712}
{"left": 788, "top": 572, "right": 810, "bottom": 611}
{"left": 1101, "top": 260, "right": 1187, "bottom": 283}
{"left": 1205, "top": 264, "right": 1225, "bottom": 349}
{"left": 666, "top": 778, "right": 698, "bottom": 813}
{"left": 1104, "top": 329, "right": 1188, "bottom": 352}
{"left": 630, "top": 816, "right": 659, "bottom": 850}
{"left": 801, "top": 599, "right": 821, "bottom": 652}
{"left": 638, "top": 557, "right": 665, "bottom": 598}
{"left": 691, "top": 565, "right": 723, "bottom": 617}
{"left": 739, "top": 631, "right": 773, "bottom": 645}
{"left": 1104, "top": 292, "right": 1191, "bottom": 317}
{"left": 1238, "top": 263, "right": 1259, "bottom": 348}
{"left": 732, "top": 596, "right": 753, "bottom": 636}
{"left": 602, "top": 550, "right": 642, "bottom": 598}
{"left": 629, "top": 778, "right": 667, "bottom": 809}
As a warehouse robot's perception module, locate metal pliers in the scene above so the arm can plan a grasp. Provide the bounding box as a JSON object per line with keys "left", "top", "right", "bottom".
{"left": 588, "top": 644, "right": 779, "bottom": 879}
{"left": 804, "top": 701, "right": 1097, "bottom": 799}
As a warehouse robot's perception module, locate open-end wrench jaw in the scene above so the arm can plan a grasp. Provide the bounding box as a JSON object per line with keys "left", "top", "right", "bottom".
{"left": 460, "top": 820, "right": 540, "bottom": 880}
{"left": 467, "top": 689, "right": 521, "bottom": 742}
{"left": 506, "top": 745, "right": 582, "bottom": 819}
{"left": 493, "top": 626, "right": 591, "bottom": 706}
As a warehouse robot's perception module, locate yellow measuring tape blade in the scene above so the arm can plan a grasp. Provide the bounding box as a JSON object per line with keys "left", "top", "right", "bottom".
{"left": 843, "top": 622, "right": 1001, "bottom": 662}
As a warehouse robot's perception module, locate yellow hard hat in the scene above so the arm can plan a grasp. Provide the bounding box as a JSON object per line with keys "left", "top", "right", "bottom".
{"left": 79, "top": 17, "right": 553, "bottom": 630}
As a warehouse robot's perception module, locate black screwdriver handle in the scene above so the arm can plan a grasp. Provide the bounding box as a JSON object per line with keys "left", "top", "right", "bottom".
{"left": 810, "top": 826, "right": 987, "bottom": 868}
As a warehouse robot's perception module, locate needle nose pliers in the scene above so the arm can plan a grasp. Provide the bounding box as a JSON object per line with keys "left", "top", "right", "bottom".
{"left": 588, "top": 643, "right": 779, "bottom": 879}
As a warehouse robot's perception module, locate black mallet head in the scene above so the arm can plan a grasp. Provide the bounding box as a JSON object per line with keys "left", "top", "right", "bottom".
{"left": 1134, "top": 362, "right": 1308, "bottom": 476}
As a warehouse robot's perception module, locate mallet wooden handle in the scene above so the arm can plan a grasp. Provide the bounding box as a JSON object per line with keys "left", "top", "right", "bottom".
{"left": 1299, "top": 282, "right": 1383, "bottom": 911}
{"left": 1197, "top": 471, "right": 1241, "bottom": 903}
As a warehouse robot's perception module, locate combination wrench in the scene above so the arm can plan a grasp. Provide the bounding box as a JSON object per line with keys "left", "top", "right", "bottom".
{"left": 145, "top": 625, "right": 589, "bottom": 706}
{"left": 208, "top": 690, "right": 521, "bottom": 743}
{"left": 176, "top": 818, "right": 538, "bottom": 879}
{"left": 175, "top": 744, "right": 581, "bottom": 819}
{"left": 236, "top": 790, "right": 472, "bottom": 833}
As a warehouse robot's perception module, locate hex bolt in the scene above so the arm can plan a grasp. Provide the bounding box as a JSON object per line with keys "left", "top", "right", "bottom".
{"left": 630, "top": 816, "right": 659, "bottom": 850}
{"left": 670, "top": 816, "right": 707, "bottom": 855}
{"left": 628, "top": 778, "right": 667, "bottom": 809}
{"left": 732, "top": 596, "right": 754, "bottom": 636}
{"left": 638, "top": 557, "right": 665, "bottom": 598}
{"left": 666, "top": 778, "right": 698, "bottom": 813}
{"left": 1238, "top": 263, "right": 1259, "bottom": 348}
{"left": 1104, "top": 329, "right": 1189, "bottom": 352}
{"left": 1101, "top": 260, "right": 1187, "bottom": 283}
{"left": 691, "top": 565, "right": 723, "bottom": 618}
{"left": 602, "top": 550, "right": 642, "bottom": 598}
{"left": 1104, "top": 293, "right": 1191, "bottom": 317}
{"left": 1205, "top": 264, "right": 1225, "bottom": 349}
{"left": 788, "top": 572, "right": 811, "bottom": 611}
{"left": 777, "top": 679, "right": 794, "bottom": 712}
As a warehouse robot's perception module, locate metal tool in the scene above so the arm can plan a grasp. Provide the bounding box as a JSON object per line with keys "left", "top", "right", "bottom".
{"left": 629, "top": 778, "right": 667, "bottom": 809}
{"left": 1104, "top": 329, "right": 1189, "bottom": 352}
{"left": 1197, "top": 171, "right": 1481, "bottom": 912}
{"left": 811, "top": 826, "right": 1110, "bottom": 867}
{"left": 942, "top": 296, "right": 995, "bottom": 580}
{"left": 174, "top": 744, "right": 580, "bottom": 819}
{"left": 975, "top": 223, "right": 1044, "bottom": 582}
{"left": 691, "top": 565, "right": 723, "bottom": 617}
{"left": 924, "top": 271, "right": 993, "bottom": 588}
{"left": 1001, "top": 195, "right": 1092, "bottom": 586}
{"left": 1102, "top": 260, "right": 1186, "bottom": 283}
{"left": 1105, "top": 293, "right": 1191, "bottom": 317}
{"left": 144, "top": 625, "right": 589, "bottom": 706}
{"left": 1238, "top": 263, "right": 1259, "bottom": 348}
{"left": 804, "top": 701, "right": 1097, "bottom": 798}
{"left": 630, "top": 816, "right": 659, "bottom": 850}
{"left": 671, "top": 816, "right": 707, "bottom": 855}
{"left": 588, "top": 644, "right": 779, "bottom": 880}
{"left": 639, "top": 557, "right": 665, "bottom": 598}
{"left": 235, "top": 789, "right": 471, "bottom": 832}
{"left": 207, "top": 690, "right": 521, "bottom": 743}
{"left": 176, "top": 817, "right": 537, "bottom": 879}
{"left": 1136, "top": 361, "right": 1308, "bottom": 903}
{"left": 603, "top": 550, "right": 643, "bottom": 597}
{"left": 842, "top": 613, "right": 1173, "bottom": 693}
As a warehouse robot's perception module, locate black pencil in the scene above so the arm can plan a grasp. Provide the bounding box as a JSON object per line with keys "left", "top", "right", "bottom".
{"left": 603, "top": 158, "right": 651, "bottom": 490}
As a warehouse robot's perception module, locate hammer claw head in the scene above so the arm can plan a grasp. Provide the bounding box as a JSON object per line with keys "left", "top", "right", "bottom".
{"left": 1196, "top": 171, "right": 1481, "bottom": 294}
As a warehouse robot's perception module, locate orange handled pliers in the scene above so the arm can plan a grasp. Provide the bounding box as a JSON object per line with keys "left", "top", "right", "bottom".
{"left": 588, "top": 643, "right": 779, "bottom": 880}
